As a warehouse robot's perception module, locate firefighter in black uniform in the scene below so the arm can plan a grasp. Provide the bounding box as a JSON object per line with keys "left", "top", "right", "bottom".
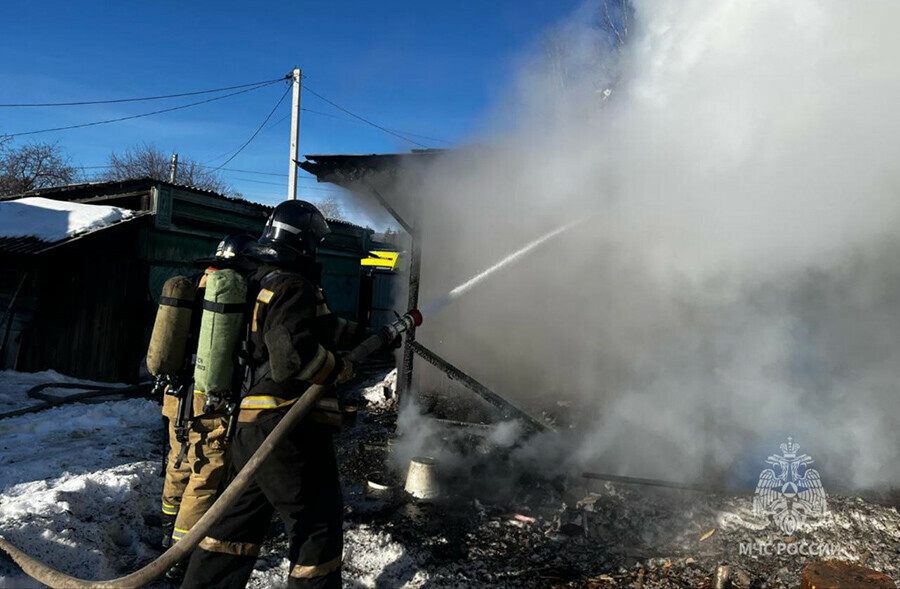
{"left": 182, "top": 201, "right": 365, "bottom": 589}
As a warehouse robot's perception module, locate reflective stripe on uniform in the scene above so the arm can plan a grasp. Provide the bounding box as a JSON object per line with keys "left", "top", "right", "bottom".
{"left": 289, "top": 555, "right": 342, "bottom": 579}
{"left": 253, "top": 288, "right": 276, "bottom": 332}
{"left": 239, "top": 395, "right": 338, "bottom": 412}
{"left": 172, "top": 526, "right": 190, "bottom": 542}
{"left": 161, "top": 500, "right": 178, "bottom": 516}
{"left": 271, "top": 220, "right": 302, "bottom": 234}
{"left": 240, "top": 395, "right": 297, "bottom": 410}
{"left": 198, "top": 536, "right": 261, "bottom": 557}
{"left": 257, "top": 289, "right": 275, "bottom": 304}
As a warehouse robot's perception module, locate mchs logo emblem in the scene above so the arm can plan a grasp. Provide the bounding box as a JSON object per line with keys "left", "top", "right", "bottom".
{"left": 753, "top": 437, "right": 827, "bottom": 535}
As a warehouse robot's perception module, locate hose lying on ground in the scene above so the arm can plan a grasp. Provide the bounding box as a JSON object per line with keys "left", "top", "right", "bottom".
{"left": 0, "top": 383, "right": 151, "bottom": 420}
{"left": 0, "top": 380, "right": 331, "bottom": 588}
{"left": 0, "top": 314, "right": 416, "bottom": 589}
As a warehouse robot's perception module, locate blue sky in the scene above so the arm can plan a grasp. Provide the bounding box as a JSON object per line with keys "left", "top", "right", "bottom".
{"left": 1, "top": 1, "right": 581, "bottom": 223}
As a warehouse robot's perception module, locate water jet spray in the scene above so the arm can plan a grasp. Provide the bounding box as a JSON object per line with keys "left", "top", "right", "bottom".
{"left": 419, "top": 217, "right": 588, "bottom": 318}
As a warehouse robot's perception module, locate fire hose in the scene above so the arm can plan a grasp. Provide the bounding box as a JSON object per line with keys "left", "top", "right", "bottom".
{"left": 0, "top": 310, "right": 423, "bottom": 589}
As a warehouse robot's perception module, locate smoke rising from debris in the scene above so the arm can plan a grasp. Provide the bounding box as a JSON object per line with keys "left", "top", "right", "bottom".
{"left": 392, "top": 0, "right": 900, "bottom": 489}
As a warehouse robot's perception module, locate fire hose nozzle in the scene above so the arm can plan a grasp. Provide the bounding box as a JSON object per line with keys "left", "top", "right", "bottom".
{"left": 348, "top": 310, "right": 424, "bottom": 364}
{"left": 382, "top": 310, "right": 422, "bottom": 343}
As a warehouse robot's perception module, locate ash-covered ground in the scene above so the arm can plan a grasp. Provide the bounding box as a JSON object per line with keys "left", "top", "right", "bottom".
{"left": 253, "top": 360, "right": 900, "bottom": 588}
{"left": 1, "top": 363, "right": 899, "bottom": 588}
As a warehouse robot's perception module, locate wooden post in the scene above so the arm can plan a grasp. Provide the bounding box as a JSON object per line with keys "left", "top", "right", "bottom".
{"left": 397, "top": 231, "right": 420, "bottom": 403}
{"left": 287, "top": 67, "right": 302, "bottom": 200}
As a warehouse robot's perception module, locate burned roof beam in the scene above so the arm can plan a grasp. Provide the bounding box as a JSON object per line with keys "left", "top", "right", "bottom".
{"left": 582, "top": 471, "right": 723, "bottom": 494}
{"left": 410, "top": 340, "right": 550, "bottom": 435}
{"left": 367, "top": 185, "right": 414, "bottom": 237}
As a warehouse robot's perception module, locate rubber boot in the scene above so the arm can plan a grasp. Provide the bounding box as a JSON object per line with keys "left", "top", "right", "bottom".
{"left": 160, "top": 513, "right": 176, "bottom": 550}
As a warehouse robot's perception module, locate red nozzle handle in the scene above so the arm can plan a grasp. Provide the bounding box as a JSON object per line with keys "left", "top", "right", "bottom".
{"left": 408, "top": 309, "right": 423, "bottom": 327}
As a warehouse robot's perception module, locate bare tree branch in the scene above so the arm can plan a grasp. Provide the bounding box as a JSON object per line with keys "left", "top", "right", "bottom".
{"left": 0, "top": 142, "right": 78, "bottom": 196}
{"left": 102, "top": 143, "right": 239, "bottom": 197}
{"left": 314, "top": 195, "right": 345, "bottom": 220}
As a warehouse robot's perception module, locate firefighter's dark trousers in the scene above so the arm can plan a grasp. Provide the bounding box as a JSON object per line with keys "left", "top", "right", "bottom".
{"left": 181, "top": 411, "right": 343, "bottom": 589}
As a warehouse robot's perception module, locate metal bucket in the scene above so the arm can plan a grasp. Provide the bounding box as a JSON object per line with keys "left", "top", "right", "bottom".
{"left": 404, "top": 456, "right": 439, "bottom": 501}
{"left": 366, "top": 471, "right": 395, "bottom": 498}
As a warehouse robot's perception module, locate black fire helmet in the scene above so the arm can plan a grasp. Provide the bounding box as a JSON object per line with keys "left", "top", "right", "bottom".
{"left": 248, "top": 200, "right": 331, "bottom": 265}
{"left": 196, "top": 233, "right": 257, "bottom": 273}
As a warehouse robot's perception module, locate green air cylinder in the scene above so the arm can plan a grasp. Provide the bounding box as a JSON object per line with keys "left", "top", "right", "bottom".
{"left": 194, "top": 268, "right": 247, "bottom": 396}
{"left": 147, "top": 276, "right": 197, "bottom": 378}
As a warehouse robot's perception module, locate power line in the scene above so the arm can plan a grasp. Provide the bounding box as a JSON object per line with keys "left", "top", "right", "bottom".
{"left": 0, "top": 76, "right": 289, "bottom": 108}
{"left": 201, "top": 113, "right": 288, "bottom": 166}
{"left": 223, "top": 176, "right": 336, "bottom": 192}
{"left": 301, "top": 107, "right": 452, "bottom": 145}
{"left": 203, "top": 165, "right": 289, "bottom": 177}
{"left": 203, "top": 94, "right": 289, "bottom": 166}
{"left": 0, "top": 80, "right": 286, "bottom": 139}
{"left": 210, "top": 84, "right": 292, "bottom": 170}
{"left": 77, "top": 162, "right": 321, "bottom": 180}
{"left": 225, "top": 177, "right": 285, "bottom": 187}
{"left": 266, "top": 113, "right": 290, "bottom": 130}
{"left": 300, "top": 83, "right": 431, "bottom": 148}
{"left": 240, "top": 184, "right": 338, "bottom": 195}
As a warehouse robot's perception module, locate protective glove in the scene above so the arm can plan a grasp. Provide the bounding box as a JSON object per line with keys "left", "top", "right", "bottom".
{"left": 335, "top": 356, "right": 356, "bottom": 385}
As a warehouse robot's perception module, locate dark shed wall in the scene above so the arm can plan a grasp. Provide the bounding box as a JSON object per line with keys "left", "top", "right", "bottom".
{"left": 0, "top": 269, "right": 36, "bottom": 370}
{"left": 15, "top": 224, "right": 148, "bottom": 382}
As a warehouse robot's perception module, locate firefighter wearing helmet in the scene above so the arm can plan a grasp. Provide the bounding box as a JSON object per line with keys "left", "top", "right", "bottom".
{"left": 183, "top": 201, "right": 366, "bottom": 589}
{"left": 154, "top": 233, "right": 257, "bottom": 581}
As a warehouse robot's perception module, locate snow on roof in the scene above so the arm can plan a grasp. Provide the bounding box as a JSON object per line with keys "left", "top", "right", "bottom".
{"left": 0, "top": 197, "right": 136, "bottom": 243}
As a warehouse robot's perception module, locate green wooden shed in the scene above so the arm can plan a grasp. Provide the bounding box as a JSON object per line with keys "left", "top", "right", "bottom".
{"left": 0, "top": 178, "right": 373, "bottom": 382}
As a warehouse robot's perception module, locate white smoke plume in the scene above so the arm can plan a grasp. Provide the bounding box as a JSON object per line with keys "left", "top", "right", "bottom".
{"left": 391, "top": 0, "right": 900, "bottom": 490}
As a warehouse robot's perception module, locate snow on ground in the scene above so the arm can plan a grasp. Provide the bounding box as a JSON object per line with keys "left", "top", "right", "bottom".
{"left": 0, "top": 371, "right": 162, "bottom": 587}
{"left": 0, "top": 197, "right": 135, "bottom": 243}
{"left": 0, "top": 369, "right": 131, "bottom": 415}
{"left": 361, "top": 368, "right": 396, "bottom": 412}
{"left": 0, "top": 366, "right": 439, "bottom": 589}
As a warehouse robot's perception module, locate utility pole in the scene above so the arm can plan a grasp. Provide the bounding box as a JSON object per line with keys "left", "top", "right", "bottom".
{"left": 287, "top": 67, "right": 302, "bottom": 200}
{"left": 169, "top": 153, "right": 178, "bottom": 183}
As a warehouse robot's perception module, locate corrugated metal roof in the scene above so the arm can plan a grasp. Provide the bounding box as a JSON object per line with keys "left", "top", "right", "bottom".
{"left": 0, "top": 211, "right": 150, "bottom": 257}
{"left": 0, "top": 236, "right": 53, "bottom": 255}
{"left": 1, "top": 178, "right": 370, "bottom": 234}
{"left": 0, "top": 177, "right": 272, "bottom": 211}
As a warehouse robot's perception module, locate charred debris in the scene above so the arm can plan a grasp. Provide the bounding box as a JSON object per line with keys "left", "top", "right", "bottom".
{"left": 321, "top": 359, "right": 900, "bottom": 589}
